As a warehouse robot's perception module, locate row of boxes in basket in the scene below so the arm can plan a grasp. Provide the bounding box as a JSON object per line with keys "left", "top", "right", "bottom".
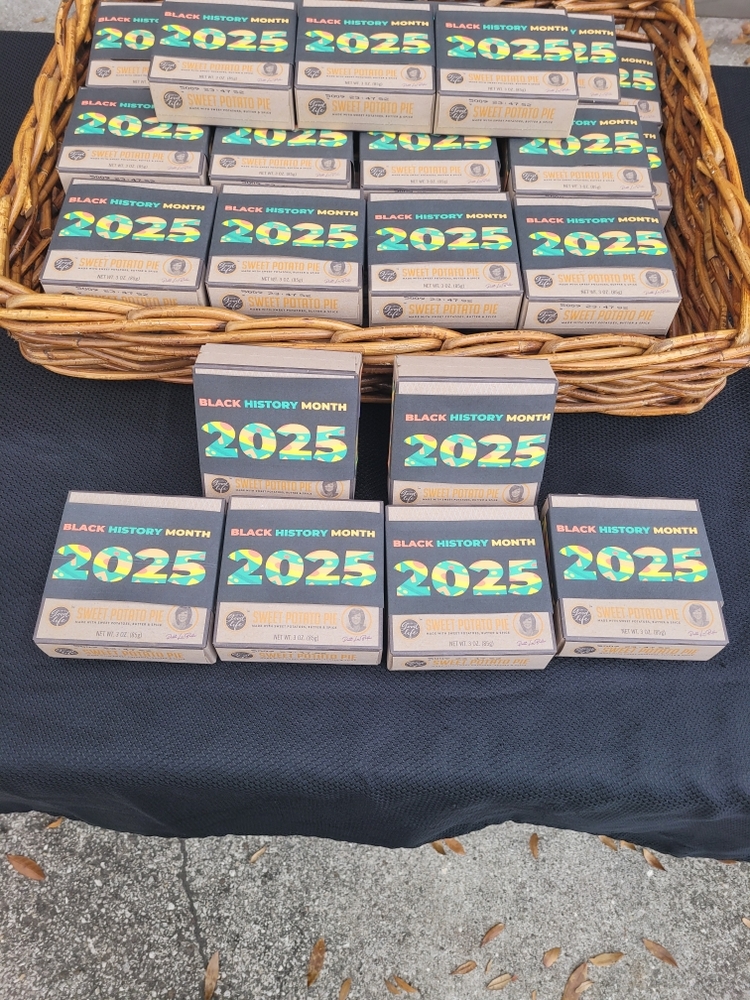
{"left": 57, "top": 86, "right": 672, "bottom": 222}
{"left": 85, "top": 0, "right": 661, "bottom": 136}
{"left": 34, "top": 489, "right": 728, "bottom": 667}
{"left": 42, "top": 179, "right": 680, "bottom": 335}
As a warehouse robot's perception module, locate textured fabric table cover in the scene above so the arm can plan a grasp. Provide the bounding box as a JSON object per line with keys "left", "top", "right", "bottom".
{"left": 1, "top": 34, "right": 749, "bottom": 857}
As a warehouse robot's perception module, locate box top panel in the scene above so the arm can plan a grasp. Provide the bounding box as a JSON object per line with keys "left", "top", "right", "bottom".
{"left": 387, "top": 506, "right": 538, "bottom": 523}
{"left": 369, "top": 191, "right": 508, "bottom": 204}
{"left": 67, "top": 491, "right": 225, "bottom": 512}
{"left": 545, "top": 495, "right": 699, "bottom": 512}
{"left": 222, "top": 184, "right": 361, "bottom": 199}
{"left": 394, "top": 355, "right": 556, "bottom": 384}
{"left": 229, "top": 497, "right": 381, "bottom": 513}
{"left": 195, "top": 343, "right": 362, "bottom": 374}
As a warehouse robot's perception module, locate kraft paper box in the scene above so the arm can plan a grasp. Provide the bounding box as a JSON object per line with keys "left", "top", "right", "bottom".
{"left": 506, "top": 104, "right": 652, "bottom": 200}
{"left": 210, "top": 126, "right": 353, "bottom": 189}
{"left": 388, "top": 355, "right": 556, "bottom": 507}
{"left": 206, "top": 184, "right": 365, "bottom": 321}
{"left": 368, "top": 191, "right": 521, "bottom": 329}
{"left": 295, "top": 1, "right": 435, "bottom": 132}
{"left": 149, "top": 0, "right": 296, "bottom": 128}
{"left": 42, "top": 181, "right": 217, "bottom": 306}
{"left": 569, "top": 13, "right": 620, "bottom": 105}
{"left": 34, "top": 492, "right": 225, "bottom": 663}
{"left": 433, "top": 5, "right": 578, "bottom": 138}
{"left": 542, "top": 495, "right": 728, "bottom": 661}
{"left": 59, "top": 87, "right": 210, "bottom": 191}
{"left": 386, "top": 506, "right": 556, "bottom": 670}
{"left": 87, "top": 2, "right": 161, "bottom": 88}
{"left": 193, "top": 342, "right": 362, "bottom": 499}
{"left": 214, "top": 497, "right": 384, "bottom": 664}
{"left": 515, "top": 197, "right": 681, "bottom": 336}
{"left": 643, "top": 125, "right": 671, "bottom": 224}
{"left": 360, "top": 130, "right": 500, "bottom": 192}
{"left": 618, "top": 40, "right": 661, "bottom": 124}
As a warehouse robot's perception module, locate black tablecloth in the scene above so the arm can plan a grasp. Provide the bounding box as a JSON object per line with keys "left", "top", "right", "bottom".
{"left": 1, "top": 34, "right": 750, "bottom": 857}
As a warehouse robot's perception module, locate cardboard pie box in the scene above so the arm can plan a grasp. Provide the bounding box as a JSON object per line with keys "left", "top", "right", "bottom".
{"left": 359, "top": 130, "right": 500, "bottom": 192}
{"left": 210, "top": 126, "right": 354, "bottom": 189}
{"left": 34, "top": 492, "right": 226, "bottom": 663}
{"left": 643, "top": 125, "right": 672, "bottom": 224}
{"left": 542, "top": 494, "right": 728, "bottom": 660}
{"left": 617, "top": 40, "right": 662, "bottom": 124}
{"left": 87, "top": 2, "right": 162, "bottom": 88}
{"left": 213, "top": 497, "right": 384, "bottom": 664}
{"left": 569, "top": 12, "right": 620, "bottom": 105}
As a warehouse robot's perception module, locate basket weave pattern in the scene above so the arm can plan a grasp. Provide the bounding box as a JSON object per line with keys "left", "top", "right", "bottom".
{"left": 1, "top": 0, "right": 749, "bottom": 413}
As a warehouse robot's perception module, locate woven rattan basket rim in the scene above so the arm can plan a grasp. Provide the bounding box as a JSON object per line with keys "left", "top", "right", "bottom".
{"left": 1, "top": 0, "right": 749, "bottom": 414}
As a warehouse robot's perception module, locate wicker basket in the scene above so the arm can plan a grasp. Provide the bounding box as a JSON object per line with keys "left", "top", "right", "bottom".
{"left": 1, "top": 0, "right": 749, "bottom": 413}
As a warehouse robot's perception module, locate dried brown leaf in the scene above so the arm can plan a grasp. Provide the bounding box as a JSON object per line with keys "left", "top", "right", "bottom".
{"left": 339, "top": 979, "right": 352, "bottom": 1000}
{"left": 45, "top": 816, "right": 65, "bottom": 829}
{"left": 742, "top": 917, "right": 750, "bottom": 929}
{"left": 561, "top": 962, "right": 589, "bottom": 1000}
{"left": 249, "top": 845, "right": 267, "bottom": 864}
{"left": 5, "top": 854, "right": 45, "bottom": 881}
{"left": 307, "top": 939, "right": 326, "bottom": 987}
{"left": 719, "top": 859, "right": 737, "bottom": 865}
{"left": 430, "top": 841, "right": 446, "bottom": 855}
{"left": 204, "top": 952, "right": 219, "bottom": 1000}
{"left": 598, "top": 836, "right": 618, "bottom": 852}
{"left": 529, "top": 833, "right": 539, "bottom": 859}
{"left": 487, "top": 973, "right": 512, "bottom": 990}
{"left": 444, "top": 837, "right": 466, "bottom": 855}
{"left": 589, "top": 953, "right": 624, "bottom": 967}
{"left": 481, "top": 923, "right": 505, "bottom": 947}
{"left": 542, "top": 947, "right": 561, "bottom": 968}
{"left": 643, "top": 849, "right": 666, "bottom": 871}
{"left": 393, "top": 976, "right": 418, "bottom": 994}
{"left": 575, "top": 982, "right": 594, "bottom": 996}
{"left": 485, "top": 959, "right": 493, "bottom": 974}
{"left": 532, "top": 993, "right": 537, "bottom": 1000}
{"left": 384, "top": 979, "right": 401, "bottom": 995}
{"left": 620, "top": 841, "right": 637, "bottom": 851}
{"left": 452, "top": 961, "right": 477, "bottom": 976}
{"left": 642, "top": 939, "right": 677, "bottom": 967}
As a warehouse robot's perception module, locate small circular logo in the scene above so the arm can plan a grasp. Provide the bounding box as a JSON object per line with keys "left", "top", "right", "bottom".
{"left": 641, "top": 269, "right": 666, "bottom": 289}
{"left": 165, "top": 257, "right": 188, "bottom": 277}
{"left": 574, "top": 646, "right": 597, "bottom": 655}
{"left": 503, "top": 483, "right": 527, "bottom": 505}
{"left": 403, "top": 66, "right": 423, "bottom": 82}
{"left": 162, "top": 90, "right": 183, "bottom": 109}
{"left": 48, "top": 606, "right": 70, "bottom": 627}
{"left": 521, "top": 170, "right": 539, "bottom": 183}
{"left": 317, "top": 481, "right": 342, "bottom": 499}
{"left": 221, "top": 295, "right": 243, "bottom": 311}
{"left": 325, "top": 260, "right": 349, "bottom": 278}
{"left": 171, "top": 150, "right": 190, "bottom": 165}
{"left": 319, "top": 158, "right": 337, "bottom": 171}
{"left": 383, "top": 303, "right": 403, "bottom": 320}
{"left": 537, "top": 308, "right": 559, "bottom": 325}
{"left": 447, "top": 72, "right": 464, "bottom": 84}
{"left": 684, "top": 602, "right": 713, "bottom": 630}
{"left": 405, "top": 660, "right": 427, "bottom": 669}
{"left": 305, "top": 66, "right": 321, "bottom": 79}
{"left": 593, "top": 76, "right": 610, "bottom": 91}
{"left": 400, "top": 619, "right": 421, "bottom": 639}
{"left": 262, "top": 62, "right": 278, "bottom": 76}
{"left": 485, "top": 264, "right": 508, "bottom": 284}
{"left": 54, "top": 257, "right": 74, "bottom": 271}
{"left": 55, "top": 647, "right": 79, "bottom": 656}
{"left": 449, "top": 104, "right": 468, "bottom": 122}
{"left": 514, "top": 612, "right": 541, "bottom": 639}
{"left": 95, "top": 66, "right": 112, "bottom": 78}
{"left": 159, "top": 60, "right": 177, "bottom": 72}
{"left": 534, "top": 274, "right": 553, "bottom": 288}
{"left": 620, "top": 167, "right": 641, "bottom": 186}
{"left": 369, "top": 166, "right": 387, "bottom": 178}
{"left": 378, "top": 268, "right": 397, "bottom": 283}
{"left": 218, "top": 260, "right": 237, "bottom": 275}
{"left": 571, "top": 606, "right": 592, "bottom": 626}
{"left": 308, "top": 97, "right": 327, "bottom": 115}
{"left": 219, "top": 156, "right": 237, "bottom": 169}
{"left": 467, "top": 162, "right": 486, "bottom": 177}
{"left": 169, "top": 606, "right": 197, "bottom": 632}
{"left": 343, "top": 607, "right": 371, "bottom": 634}
{"left": 399, "top": 488, "right": 418, "bottom": 504}
{"left": 68, "top": 149, "right": 86, "bottom": 161}
{"left": 211, "top": 477, "right": 231, "bottom": 493}
{"left": 545, "top": 72, "right": 566, "bottom": 88}
{"left": 225, "top": 611, "right": 247, "bottom": 631}
{"left": 231, "top": 651, "right": 254, "bottom": 659}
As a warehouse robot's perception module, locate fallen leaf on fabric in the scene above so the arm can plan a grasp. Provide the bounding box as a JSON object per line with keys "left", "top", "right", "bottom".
{"left": 574, "top": 982, "right": 594, "bottom": 996}
{"left": 384, "top": 979, "right": 401, "bottom": 995}
{"left": 339, "top": 979, "right": 352, "bottom": 1000}
{"left": 204, "top": 952, "right": 219, "bottom": 1000}
{"left": 487, "top": 973, "right": 513, "bottom": 990}
{"left": 561, "top": 962, "right": 588, "bottom": 1000}
{"left": 719, "top": 860, "right": 737, "bottom": 865}
{"left": 642, "top": 939, "right": 677, "bottom": 967}
{"left": 307, "top": 939, "right": 326, "bottom": 987}
{"left": 431, "top": 841, "right": 446, "bottom": 855}
{"left": 532, "top": 992, "right": 538, "bottom": 1000}
{"left": 5, "top": 855, "right": 45, "bottom": 881}
{"left": 452, "top": 961, "right": 477, "bottom": 975}
{"left": 589, "top": 953, "right": 624, "bottom": 967}
{"left": 393, "top": 976, "right": 418, "bottom": 994}
{"left": 643, "top": 849, "right": 666, "bottom": 871}
{"left": 481, "top": 924, "right": 505, "bottom": 947}
{"left": 543, "top": 948, "right": 561, "bottom": 968}
{"left": 529, "top": 833, "right": 539, "bottom": 860}
{"left": 620, "top": 841, "right": 637, "bottom": 851}
{"left": 742, "top": 917, "right": 750, "bottom": 929}
{"left": 598, "top": 836, "right": 618, "bottom": 852}
{"left": 45, "top": 816, "right": 65, "bottom": 830}
{"left": 444, "top": 838, "right": 465, "bottom": 855}
{"left": 249, "top": 846, "right": 267, "bottom": 864}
